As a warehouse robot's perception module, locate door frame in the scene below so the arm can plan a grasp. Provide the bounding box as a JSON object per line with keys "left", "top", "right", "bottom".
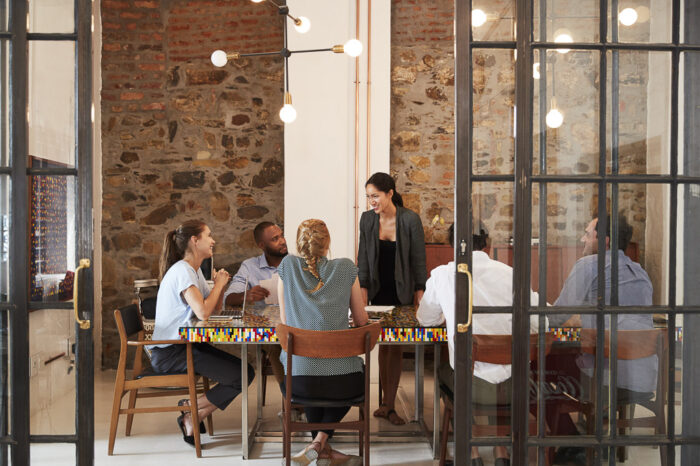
{"left": 3, "top": 0, "right": 94, "bottom": 464}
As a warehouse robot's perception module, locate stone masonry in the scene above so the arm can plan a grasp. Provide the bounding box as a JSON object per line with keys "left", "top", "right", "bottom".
{"left": 101, "top": 0, "right": 284, "bottom": 368}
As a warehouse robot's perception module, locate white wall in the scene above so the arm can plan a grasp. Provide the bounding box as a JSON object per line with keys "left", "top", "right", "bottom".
{"left": 285, "top": 0, "right": 390, "bottom": 260}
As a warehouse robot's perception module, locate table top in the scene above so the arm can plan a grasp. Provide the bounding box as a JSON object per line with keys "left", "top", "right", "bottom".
{"left": 179, "top": 305, "right": 448, "bottom": 344}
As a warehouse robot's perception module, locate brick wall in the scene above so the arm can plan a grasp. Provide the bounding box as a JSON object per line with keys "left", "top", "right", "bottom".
{"left": 101, "top": 0, "right": 284, "bottom": 368}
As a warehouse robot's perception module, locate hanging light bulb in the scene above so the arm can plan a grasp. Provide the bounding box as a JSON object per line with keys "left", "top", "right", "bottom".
{"left": 294, "top": 16, "right": 311, "bottom": 34}
{"left": 343, "top": 39, "right": 363, "bottom": 57}
{"left": 211, "top": 50, "right": 228, "bottom": 67}
{"left": 279, "top": 93, "right": 297, "bottom": 123}
{"left": 533, "top": 62, "right": 540, "bottom": 79}
{"left": 546, "top": 98, "right": 564, "bottom": 128}
{"left": 471, "top": 9, "right": 487, "bottom": 28}
{"left": 554, "top": 29, "right": 573, "bottom": 54}
{"left": 618, "top": 8, "right": 638, "bottom": 26}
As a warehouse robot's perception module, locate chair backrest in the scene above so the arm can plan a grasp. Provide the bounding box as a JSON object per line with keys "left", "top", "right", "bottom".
{"left": 579, "top": 328, "right": 667, "bottom": 360}
{"left": 114, "top": 304, "right": 144, "bottom": 340}
{"left": 472, "top": 333, "right": 555, "bottom": 365}
{"left": 276, "top": 323, "right": 382, "bottom": 358}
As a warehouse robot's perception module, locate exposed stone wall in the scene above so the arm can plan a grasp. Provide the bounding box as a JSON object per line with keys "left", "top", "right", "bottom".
{"left": 100, "top": 0, "right": 284, "bottom": 368}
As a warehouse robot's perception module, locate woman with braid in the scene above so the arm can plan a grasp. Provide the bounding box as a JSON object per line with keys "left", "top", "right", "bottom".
{"left": 277, "top": 219, "right": 368, "bottom": 466}
{"left": 150, "top": 220, "right": 254, "bottom": 446}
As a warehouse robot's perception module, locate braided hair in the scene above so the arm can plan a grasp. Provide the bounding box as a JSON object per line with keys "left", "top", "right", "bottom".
{"left": 296, "top": 219, "right": 330, "bottom": 293}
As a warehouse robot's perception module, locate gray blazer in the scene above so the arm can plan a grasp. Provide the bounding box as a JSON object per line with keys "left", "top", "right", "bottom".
{"left": 357, "top": 206, "right": 427, "bottom": 305}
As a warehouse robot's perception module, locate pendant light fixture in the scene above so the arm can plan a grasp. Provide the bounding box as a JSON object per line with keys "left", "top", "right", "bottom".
{"left": 210, "top": 0, "right": 362, "bottom": 124}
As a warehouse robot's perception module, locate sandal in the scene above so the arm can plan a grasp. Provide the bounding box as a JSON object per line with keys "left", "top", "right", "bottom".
{"left": 373, "top": 406, "right": 405, "bottom": 426}
{"left": 177, "top": 399, "right": 206, "bottom": 434}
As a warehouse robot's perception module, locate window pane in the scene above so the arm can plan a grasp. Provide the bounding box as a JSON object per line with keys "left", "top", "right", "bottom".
{"left": 1, "top": 39, "right": 8, "bottom": 167}
{"left": 681, "top": 52, "right": 700, "bottom": 177}
{"left": 534, "top": 0, "right": 600, "bottom": 44}
{"left": 678, "top": 184, "right": 700, "bottom": 306}
{"left": 28, "top": 0, "right": 74, "bottom": 34}
{"left": 28, "top": 41, "right": 76, "bottom": 168}
{"left": 533, "top": 50, "right": 600, "bottom": 176}
{"left": 473, "top": 49, "right": 514, "bottom": 175}
{"left": 607, "top": 51, "right": 671, "bottom": 175}
{"left": 0, "top": 175, "right": 7, "bottom": 302}
{"left": 472, "top": 0, "right": 515, "bottom": 42}
{"left": 608, "top": 3, "right": 671, "bottom": 43}
{"left": 29, "top": 175, "right": 75, "bottom": 303}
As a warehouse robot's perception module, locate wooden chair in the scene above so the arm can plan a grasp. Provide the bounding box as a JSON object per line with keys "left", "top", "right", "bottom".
{"left": 438, "top": 333, "right": 555, "bottom": 466}
{"left": 276, "top": 322, "right": 382, "bottom": 466}
{"left": 552, "top": 328, "right": 668, "bottom": 466}
{"left": 108, "top": 304, "right": 213, "bottom": 457}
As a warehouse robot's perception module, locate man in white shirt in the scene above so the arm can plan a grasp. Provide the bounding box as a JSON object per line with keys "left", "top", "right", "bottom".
{"left": 418, "top": 223, "right": 541, "bottom": 466}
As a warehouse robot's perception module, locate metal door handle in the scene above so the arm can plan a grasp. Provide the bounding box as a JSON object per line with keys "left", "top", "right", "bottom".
{"left": 456, "top": 263, "right": 473, "bottom": 333}
{"left": 73, "top": 258, "right": 91, "bottom": 330}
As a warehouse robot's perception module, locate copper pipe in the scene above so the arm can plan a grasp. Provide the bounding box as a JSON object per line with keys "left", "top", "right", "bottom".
{"left": 366, "top": 0, "right": 372, "bottom": 183}
{"left": 353, "top": 0, "right": 361, "bottom": 260}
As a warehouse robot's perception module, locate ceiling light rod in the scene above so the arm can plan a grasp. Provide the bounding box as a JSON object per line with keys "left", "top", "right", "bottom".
{"left": 253, "top": 0, "right": 310, "bottom": 32}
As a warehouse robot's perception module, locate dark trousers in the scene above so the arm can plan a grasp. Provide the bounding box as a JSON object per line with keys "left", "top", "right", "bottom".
{"left": 151, "top": 343, "right": 255, "bottom": 411}
{"left": 282, "top": 371, "right": 365, "bottom": 438}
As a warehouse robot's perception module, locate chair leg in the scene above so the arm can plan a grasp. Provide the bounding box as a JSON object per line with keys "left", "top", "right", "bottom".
{"left": 439, "top": 403, "right": 452, "bottom": 466}
{"left": 124, "top": 388, "right": 138, "bottom": 436}
{"left": 202, "top": 377, "right": 214, "bottom": 435}
{"left": 107, "top": 381, "right": 125, "bottom": 455}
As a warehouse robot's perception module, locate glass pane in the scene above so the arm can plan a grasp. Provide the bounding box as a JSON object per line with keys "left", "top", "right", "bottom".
{"left": 29, "top": 175, "right": 75, "bottom": 303}
{"left": 29, "top": 309, "right": 76, "bottom": 436}
{"left": 1, "top": 39, "right": 8, "bottom": 167}
{"left": 473, "top": 49, "right": 514, "bottom": 175}
{"left": 681, "top": 52, "right": 700, "bottom": 177}
{"left": 607, "top": 51, "right": 671, "bottom": 174}
{"left": 472, "top": 0, "right": 515, "bottom": 42}
{"left": 679, "top": 184, "right": 700, "bottom": 306}
{"left": 533, "top": 50, "right": 600, "bottom": 176}
{"left": 534, "top": 0, "right": 600, "bottom": 44}
{"left": 28, "top": 0, "right": 75, "bottom": 34}
{"left": 613, "top": 183, "right": 669, "bottom": 306}
{"left": 532, "top": 182, "right": 596, "bottom": 306}
{"left": 1, "top": 311, "right": 9, "bottom": 439}
{"left": 608, "top": 3, "right": 671, "bottom": 43}
{"left": 682, "top": 0, "right": 700, "bottom": 45}
{"left": 28, "top": 41, "right": 76, "bottom": 168}
{"left": 0, "top": 175, "right": 7, "bottom": 302}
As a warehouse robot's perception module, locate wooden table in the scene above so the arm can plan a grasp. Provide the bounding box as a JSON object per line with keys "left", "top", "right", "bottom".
{"left": 179, "top": 305, "right": 447, "bottom": 460}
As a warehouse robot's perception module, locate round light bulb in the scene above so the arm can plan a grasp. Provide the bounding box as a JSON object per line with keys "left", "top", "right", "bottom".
{"left": 211, "top": 50, "right": 228, "bottom": 67}
{"left": 294, "top": 16, "right": 311, "bottom": 34}
{"left": 618, "top": 8, "right": 638, "bottom": 26}
{"left": 472, "top": 9, "right": 487, "bottom": 28}
{"left": 546, "top": 108, "right": 564, "bottom": 128}
{"left": 533, "top": 62, "right": 540, "bottom": 79}
{"left": 279, "top": 104, "right": 297, "bottom": 123}
{"left": 554, "top": 31, "right": 573, "bottom": 54}
{"left": 343, "top": 39, "right": 363, "bottom": 57}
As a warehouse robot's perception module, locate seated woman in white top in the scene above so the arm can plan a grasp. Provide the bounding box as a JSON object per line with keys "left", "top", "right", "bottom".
{"left": 149, "top": 220, "right": 254, "bottom": 446}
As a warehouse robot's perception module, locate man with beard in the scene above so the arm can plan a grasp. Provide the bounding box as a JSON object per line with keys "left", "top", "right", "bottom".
{"left": 225, "top": 222, "right": 288, "bottom": 306}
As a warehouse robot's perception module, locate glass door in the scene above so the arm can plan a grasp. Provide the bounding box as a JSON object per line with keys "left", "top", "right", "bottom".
{"left": 453, "top": 0, "right": 700, "bottom": 464}
{"left": 0, "top": 0, "right": 94, "bottom": 464}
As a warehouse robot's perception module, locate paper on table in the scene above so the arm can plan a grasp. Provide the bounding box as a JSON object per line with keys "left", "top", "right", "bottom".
{"left": 260, "top": 274, "right": 280, "bottom": 305}
{"left": 364, "top": 305, "right": 395, "bottom": 313}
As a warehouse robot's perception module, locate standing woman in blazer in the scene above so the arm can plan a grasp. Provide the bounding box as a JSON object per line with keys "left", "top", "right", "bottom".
{"left": 357, "top": 172, "right": 427, "bottom": 425}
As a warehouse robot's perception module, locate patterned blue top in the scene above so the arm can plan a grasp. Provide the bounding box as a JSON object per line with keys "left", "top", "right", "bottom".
{"left": 278, "top": 255, "right": 362, "bottom": 376}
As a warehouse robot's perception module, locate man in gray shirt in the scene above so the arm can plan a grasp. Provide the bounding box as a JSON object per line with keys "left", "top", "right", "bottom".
{"left": 547, "top": 214, "right": 657, "bottom": 462}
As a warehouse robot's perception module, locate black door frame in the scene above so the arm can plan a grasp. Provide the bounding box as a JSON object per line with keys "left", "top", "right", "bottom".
{"left": 1, "top": 0, "right": 93, "bottom": 464}
{"left": 453, "top": 0, "right": 700, "bottom": 464}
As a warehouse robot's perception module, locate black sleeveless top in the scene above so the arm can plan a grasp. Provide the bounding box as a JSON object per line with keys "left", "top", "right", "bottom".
{"left": 371, "top": 240, "right": 400, "bottom": 305}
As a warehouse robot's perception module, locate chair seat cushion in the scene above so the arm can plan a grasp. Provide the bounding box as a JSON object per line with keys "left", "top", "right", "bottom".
{"left": 291, "top": 394, "right": 365, "bottom": 407}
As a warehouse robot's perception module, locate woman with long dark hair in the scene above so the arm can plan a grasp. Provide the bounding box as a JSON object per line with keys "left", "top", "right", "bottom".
{"left": 150, "top": 220, "right": 254, "bottom": 446}
{"left": 357, "top": 172, "right": 427, "bottom": 425}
